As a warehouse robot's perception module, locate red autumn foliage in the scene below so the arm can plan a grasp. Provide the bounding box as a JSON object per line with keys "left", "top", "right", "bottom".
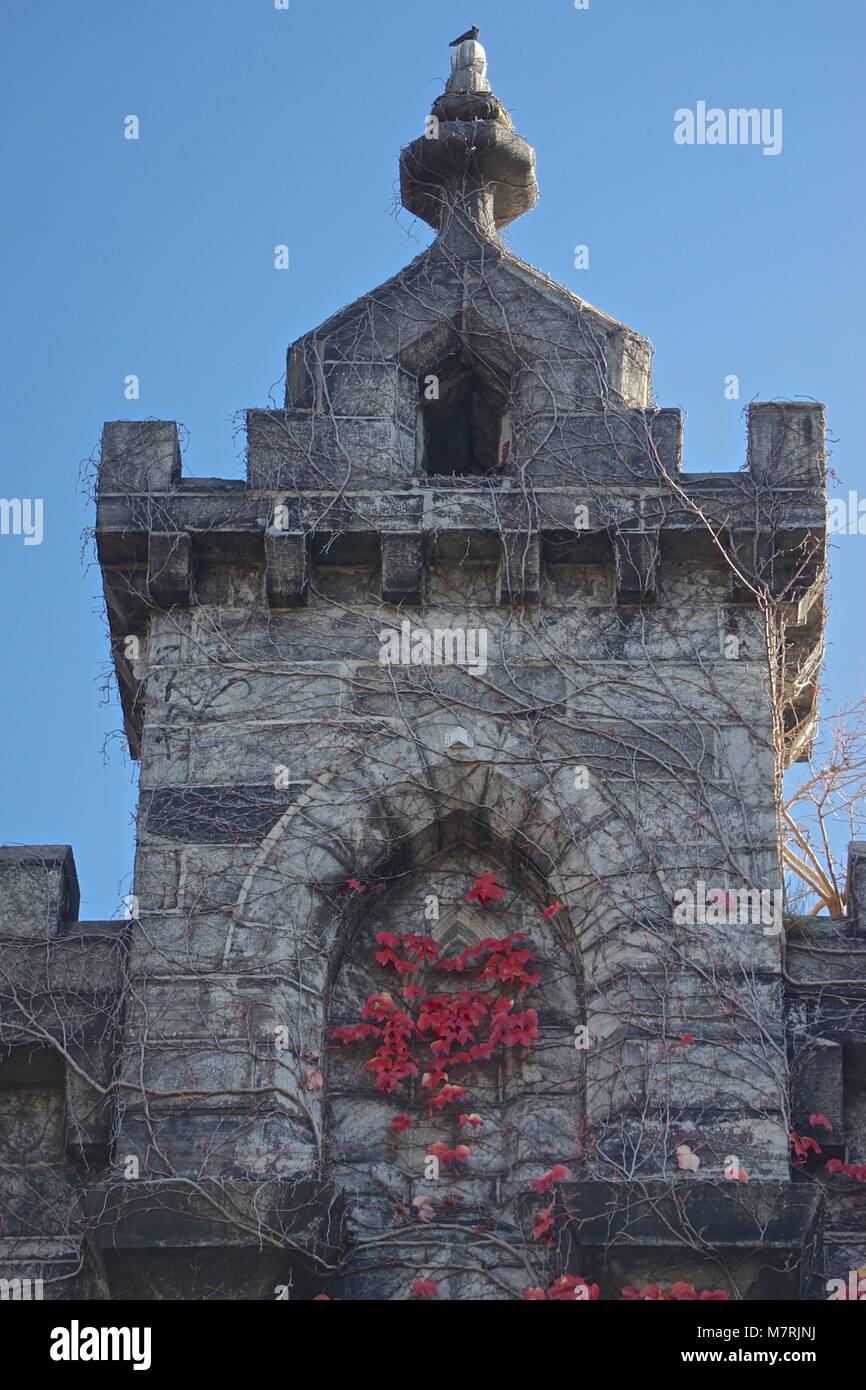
{"left": 621, "top": 1283, "right": 729, "bottom": 1301}
{"left": 546, "top": 1275, "right": 599, "bottom": 1301}
{"left": 466, "top": 873, "right": 506, "bottom": 905}
{"left": 523, "top": 1277, "right": 597, "bottom": 1301}
{"left": 420, "top": 1065, "right": 448, "bottom": 1091}
{"left": 478, "top": 938, "right": 541, "bottom": 990}
{"left": 376, "top": 932, "right": 401, "bottom": 950}
{"left": 411, "top": 1278, "right": 438, "bottom": 1300}
{"left": 790, "top": 1130, "right": 822, "bottom": 1161}
{"left": 374, "top": 946, "right": 420, "bottom": 974}
{"left": 427, "top": 1141, "right": 470, "bottom": 1165}
{"left": 826, "top": 1157, "right": 866, "bottom": 1182}
{"left": 336, "top": 888, "right": 742, "bottom": 1305}
{"left": 531, "top": 1203, "right": 555, "bottom": 1242}
{"left": 364, "top": 1052, "right": 419, "bottom": 1094}
{"left": 529, "top": 1164, "right": 572, "bottom": 1241}
{"left": 430, "top": 1083, "right": 467, "bottom": 1110}
{"left": 331, "top": 873, "right": 576, "bottom": 1284}
{"left": 331, "top": 1023, "right": 374, "bottom": 1046}
{"left": 330, "top": 913, "right": 542, "bottom": 1180}
{"left": 403, "top": 933, "right": 440, "bottom": 963}
{"left": 809, "top": 1113, "right": 833, "bottom": 1132}
{"left": 530, "top": 1163, "right": 572, "bottom": 1195}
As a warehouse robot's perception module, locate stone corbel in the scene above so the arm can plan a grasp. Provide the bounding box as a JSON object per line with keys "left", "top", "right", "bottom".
{"left": 265, "top": 531, "right": 308, "bottom": 607}
{"left": 614, "top": 528, "right": 658, "bottom": 604}
{"left": 381, "top": 532, "right": 424, "bottom": 606}
{"left": 147, "top": 531, "right": 193, "bottom": 608}
{"left": 498, "top": 530, "right": 540, "bottom": 604}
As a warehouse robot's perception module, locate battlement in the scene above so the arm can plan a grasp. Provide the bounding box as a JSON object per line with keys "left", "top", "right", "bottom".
{"left": 96, "top": 399, "right": 826, "bottom": 762}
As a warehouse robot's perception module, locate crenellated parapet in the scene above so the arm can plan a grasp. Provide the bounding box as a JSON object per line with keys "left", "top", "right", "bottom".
{"left": 96, "top": 396, "right": 826, "bottom": 764}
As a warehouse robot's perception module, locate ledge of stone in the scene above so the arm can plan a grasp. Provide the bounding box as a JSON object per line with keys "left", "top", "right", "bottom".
{"left": 556, "top": 1179, "right": 821, "bottom": 1249}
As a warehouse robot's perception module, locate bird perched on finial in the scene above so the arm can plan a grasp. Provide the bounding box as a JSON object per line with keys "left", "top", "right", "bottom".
{"left": 449, "top": 26, "right": 479, "bottom": 46}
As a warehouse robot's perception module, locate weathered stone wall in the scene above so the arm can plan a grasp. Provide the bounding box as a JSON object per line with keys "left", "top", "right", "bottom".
{"left": 0, "top": 40, "right": 850, "bottom": 1300}
{"left": 57, "top": 246, "right": 832, "bottom": 1293}
{"left": 95, "top": 406, "right": 818, "bottom": 1297}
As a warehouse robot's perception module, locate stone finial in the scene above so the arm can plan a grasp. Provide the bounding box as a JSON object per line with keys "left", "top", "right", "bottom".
{"left": 399, "top": 36, "right": 538, "bottom": 241}
{"left": 447, "top": 39, "right": 491, "bottom": 95}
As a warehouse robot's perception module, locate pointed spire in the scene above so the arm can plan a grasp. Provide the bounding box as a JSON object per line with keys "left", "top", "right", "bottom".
{"left": 399, "top": 37, "right": 538, "bottom": 245}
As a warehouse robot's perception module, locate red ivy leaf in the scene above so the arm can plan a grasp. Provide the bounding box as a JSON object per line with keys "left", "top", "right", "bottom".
{"left": 411, "top": 1279, "right": 438, "bottom": 1300}
{"left": 809, "top": 1113, "right": 833, "bottom": 1132}
{"left": 466, "top": 873, "right": 505, "bottom": 906}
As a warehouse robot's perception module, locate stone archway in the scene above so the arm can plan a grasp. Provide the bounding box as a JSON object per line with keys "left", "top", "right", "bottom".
{"left": 223, "top": 738, "right": 670, "bottom": 1199}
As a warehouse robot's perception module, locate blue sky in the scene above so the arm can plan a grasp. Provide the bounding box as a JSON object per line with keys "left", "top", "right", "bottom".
{"left": 0, "top": 0, "right": 863, "bottom": 918}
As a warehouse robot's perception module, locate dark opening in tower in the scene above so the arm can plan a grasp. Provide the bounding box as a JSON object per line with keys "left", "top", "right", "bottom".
{"left": 420, "top": 352, "right": 511, "bottom": 479}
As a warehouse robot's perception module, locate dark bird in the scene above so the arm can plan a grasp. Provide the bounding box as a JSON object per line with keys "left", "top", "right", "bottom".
{"left": 449, "top": 26, "right": 479, "bottom": 46}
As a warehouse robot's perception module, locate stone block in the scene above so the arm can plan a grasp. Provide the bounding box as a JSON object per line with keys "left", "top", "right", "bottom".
{"left": 142, "top": 786, "right": 293, "bottom": 845}
{"left": 99, "top": 420, "right": 182, "bottom": 496}
{"left": 511, "top": 408, "right": 681, "bottom": 485}
{"left": 246, "top": 409, "right": 415, "bottom": 490}
{"left": 0, "top": 846, "right": 79, "bottom": 937}
{"left": 321, "top": 362, "right": 416, "bottom": 429}
{"left": 748, "top": 401, "right": 825, "bottom": 488}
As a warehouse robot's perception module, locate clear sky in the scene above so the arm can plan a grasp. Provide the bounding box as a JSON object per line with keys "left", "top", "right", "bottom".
{"left": 0, "top": 0, "right": 863, "bottom": 918}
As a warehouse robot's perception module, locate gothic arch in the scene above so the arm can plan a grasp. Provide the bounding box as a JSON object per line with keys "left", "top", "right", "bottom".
{"left": 224, "top": 736, "right": 671, "bottom": 1169}
{"left": 326, "top": 805, "right": 584, "bottom": 1200}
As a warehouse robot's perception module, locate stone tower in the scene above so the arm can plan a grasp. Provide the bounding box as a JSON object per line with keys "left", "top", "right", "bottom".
{"left": 3, "top": 39, "right": 864, "bottom": 1303}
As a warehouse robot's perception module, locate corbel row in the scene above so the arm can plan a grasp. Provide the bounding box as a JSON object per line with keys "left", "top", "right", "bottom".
{"left": 146, "top": 526, "right": 663, "bottom": 610}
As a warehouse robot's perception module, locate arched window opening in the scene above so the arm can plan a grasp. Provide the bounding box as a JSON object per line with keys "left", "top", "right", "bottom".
{"left": 328, "top": 840, "right": 583, "bottom": 1185}
{"left": 419, "top": 352, "right": 512, "bottom": 479}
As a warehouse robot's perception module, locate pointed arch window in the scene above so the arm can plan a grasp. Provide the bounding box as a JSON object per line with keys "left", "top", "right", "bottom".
{"left": 419, "top": 351, "right": 512, "bottom": 480}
